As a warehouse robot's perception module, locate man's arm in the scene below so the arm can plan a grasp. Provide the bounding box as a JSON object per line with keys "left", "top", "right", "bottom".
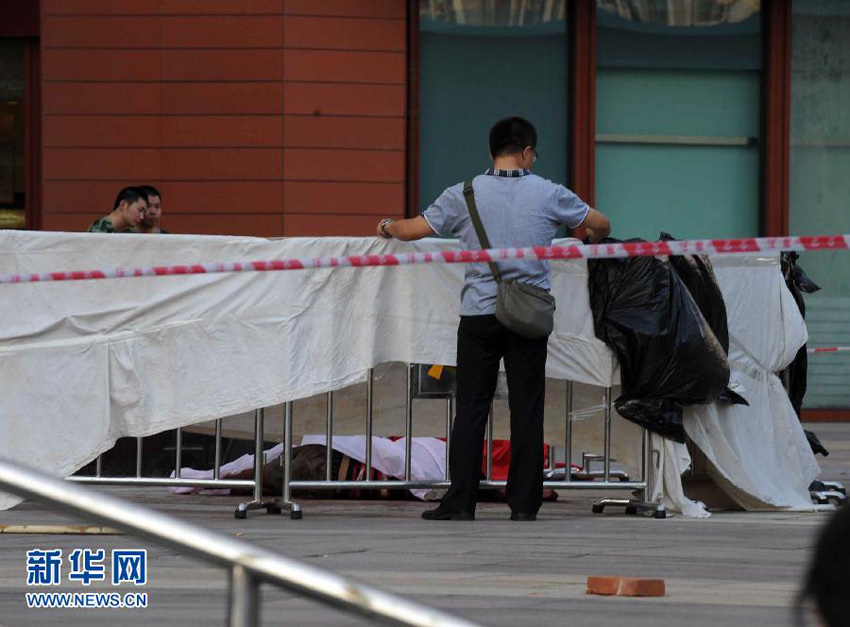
{"left": 574, "top": 208, "right": 611, "bottom": 244}
{"left": 376, "top": 216, "right": 436, "bottom": 242}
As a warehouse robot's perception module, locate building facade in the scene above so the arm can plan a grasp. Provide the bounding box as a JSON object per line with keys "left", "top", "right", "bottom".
{"left": 1, "top": 0, "right": 849, "bottom": 415}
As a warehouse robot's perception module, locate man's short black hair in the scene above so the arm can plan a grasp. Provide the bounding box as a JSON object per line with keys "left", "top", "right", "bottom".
{"left": 139, "top": 185, "right": 162, "bottom": 200}
{"left": 113, "top": 186, "right": 148, "bottom": 210}
{"left": 489, "top": 117, "right": 537, "bottom": 158}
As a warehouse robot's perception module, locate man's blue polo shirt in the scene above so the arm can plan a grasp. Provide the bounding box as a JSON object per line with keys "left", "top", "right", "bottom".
{"left": 422, "top": 168, "right": 589, "bottom": 316}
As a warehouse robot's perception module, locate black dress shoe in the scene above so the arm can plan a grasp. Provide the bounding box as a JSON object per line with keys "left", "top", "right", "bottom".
{"left": 509, "top": 512, "right": 537, "bottom": 521}
{"left": 421, "top": 507, "right": 475, "bottom": 521}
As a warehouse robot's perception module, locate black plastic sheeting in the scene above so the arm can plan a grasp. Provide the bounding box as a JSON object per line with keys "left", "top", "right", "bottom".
{"left": 659, "top": 233, "right": 730, "bottom": 354}
{"left": 660, "top": 233, "right": 748, "bottom": 407}
{"left": 779, "top": 252, "right": 829, "bottom": 457}
{"left": 587, "top": 236, "right": 746, "bottom": 443}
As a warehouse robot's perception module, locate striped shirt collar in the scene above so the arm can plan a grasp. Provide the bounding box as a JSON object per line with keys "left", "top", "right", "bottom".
{"left": 485, "top": 168, "right": 531, "bottom": 177}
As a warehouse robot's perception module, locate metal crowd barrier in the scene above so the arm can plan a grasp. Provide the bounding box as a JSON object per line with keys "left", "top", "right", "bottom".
{"left": 69, "top": 410, "right": 270, "bottom": 513}
{"left": 0, "top": 460, "right": 480, "bottom": 627}
{"left": 237, "top": 364, "right": 666, "bottom": 520}
{"left": 64, "top": 362, "right": 664, "bottom": 520}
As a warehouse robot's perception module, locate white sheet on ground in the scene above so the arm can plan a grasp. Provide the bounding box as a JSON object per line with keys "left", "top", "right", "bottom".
{"left": 300, "top": 435, "right": 446, "bottom": 500}
{"left": 0, "top": 231, "right": 818, "bottom": 514}
{"left": 169, "top": 436, "right": 447, "bottom": 500}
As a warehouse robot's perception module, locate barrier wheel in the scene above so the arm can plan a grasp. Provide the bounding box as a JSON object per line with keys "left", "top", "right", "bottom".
{"left": 591, "top": 504, "right": 604, "bottom": 514}
{"left": 266, "top": 504, "right": 282, "bottom": 515}
{"left": 290, "top": 510, "right": 303, "bottom": 520}
{"left": 624, "top": 506, "right": 638, "bottom": 516}
{"left": 234, "top": 508, "right": 247, "bottom": 520}
{"left": 653, "top": 509, "right": 667, "bottom": 519}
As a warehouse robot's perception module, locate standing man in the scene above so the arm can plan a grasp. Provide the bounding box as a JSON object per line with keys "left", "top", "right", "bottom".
{"left": 137, "top": 185, "right": 167, "bottom": 234}
{"left": 87, "top": 186, "right": 147, "bottom": 233}
{"left": 376, "top": 117, "right": 610, "bottom": 521}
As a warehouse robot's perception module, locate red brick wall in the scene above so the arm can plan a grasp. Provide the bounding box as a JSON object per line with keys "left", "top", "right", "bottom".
{"left": 40, "top": 0, "right": 407, "bottom": 236}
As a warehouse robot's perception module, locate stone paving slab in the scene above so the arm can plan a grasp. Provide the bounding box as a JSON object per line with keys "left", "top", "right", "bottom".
{"left": 0, "top": 424, "right": 845, "bottom": 627}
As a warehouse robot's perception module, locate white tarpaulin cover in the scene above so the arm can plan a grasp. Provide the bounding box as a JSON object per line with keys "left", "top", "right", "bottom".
{"left": 0, "top": 231, "right": 819, "bottom": 513}
{"left": 683, "top": 256, "right": 820, "bottom": 511}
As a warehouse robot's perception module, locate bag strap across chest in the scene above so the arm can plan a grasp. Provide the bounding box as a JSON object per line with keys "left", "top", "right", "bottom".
{"left": 462, "top": 181, "right": 503, "bottom": 283}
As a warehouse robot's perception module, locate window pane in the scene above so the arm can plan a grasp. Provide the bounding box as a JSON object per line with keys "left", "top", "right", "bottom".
{"left": 596, "top": 0, "right": 761, "bottom": 241}
{"left": 419, "top": 0, "right": 568, "bottom": 210}
{"left": 0, "top": 39, "right": 26, "bottom": 229}
{"left": 790, "top": 0, "right": 850, "bottom": 409}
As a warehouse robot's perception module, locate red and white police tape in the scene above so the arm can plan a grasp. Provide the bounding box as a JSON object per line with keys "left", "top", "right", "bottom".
{"left": 808, "top": 347, "right": 850, "bottom": 354}
{"left": 1, "top": 233, "right": 849, "bottom": 286}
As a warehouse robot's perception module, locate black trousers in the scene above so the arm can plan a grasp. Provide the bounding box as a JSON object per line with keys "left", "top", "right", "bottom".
{"left": 441, "top": 315, "right": 549, "bottom": 515}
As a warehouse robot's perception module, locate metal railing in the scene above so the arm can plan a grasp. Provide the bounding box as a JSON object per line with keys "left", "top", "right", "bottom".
{"left": 0, "top": 459, "right": 479, "bottom": 627}
{"left": 62, "top": 362, "right": 664, "bottom": 520}
{"left": 70, "top": 409, "right": 269, "bottom": 508}
{"left": 241, "top": 365, "right": 665, "bottom": 520}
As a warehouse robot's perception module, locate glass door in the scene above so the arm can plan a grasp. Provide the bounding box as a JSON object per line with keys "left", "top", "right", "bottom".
{"left": 790, "top": 0, "right": 850, "bottom": 409}
{"left": 418, "top": 0, "right": 570, "bottom": 210}
{"left": 595, "top": 0, "right": 762, "bottom": 241}
{"left": 0, "top": 39, "right": 27, "bottom": 229}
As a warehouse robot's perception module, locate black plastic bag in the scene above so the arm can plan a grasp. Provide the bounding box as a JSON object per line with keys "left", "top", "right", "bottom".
{"left": 659, "top": 233, "right": 749, "bottom": 405}
{"left": 660, "top": 232, "right": 729, "bottom": 353}
{"left": 779, "top": 253, "right": 828, "bottom": 456}
{"left": 781, "top": 252, "right": 821, "bottom": 422}
{"left": 805, "top": 430, "right": 830, "bottom": 457}
{"left": 588, "top": 239, "right": 736, "bottom": 443}
{"left": 784, "top": 251, "right": 821, "bottom": 297}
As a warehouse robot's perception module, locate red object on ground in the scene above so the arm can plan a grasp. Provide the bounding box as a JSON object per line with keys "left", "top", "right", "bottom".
{"left": 585, "top": 576, "right": 620, "bottom": 596}
{"left": 586, "top": 576, "right": 666, "bottom": 598}
{"left": 481, "top": 441, "right": 559, "bottom": 480}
